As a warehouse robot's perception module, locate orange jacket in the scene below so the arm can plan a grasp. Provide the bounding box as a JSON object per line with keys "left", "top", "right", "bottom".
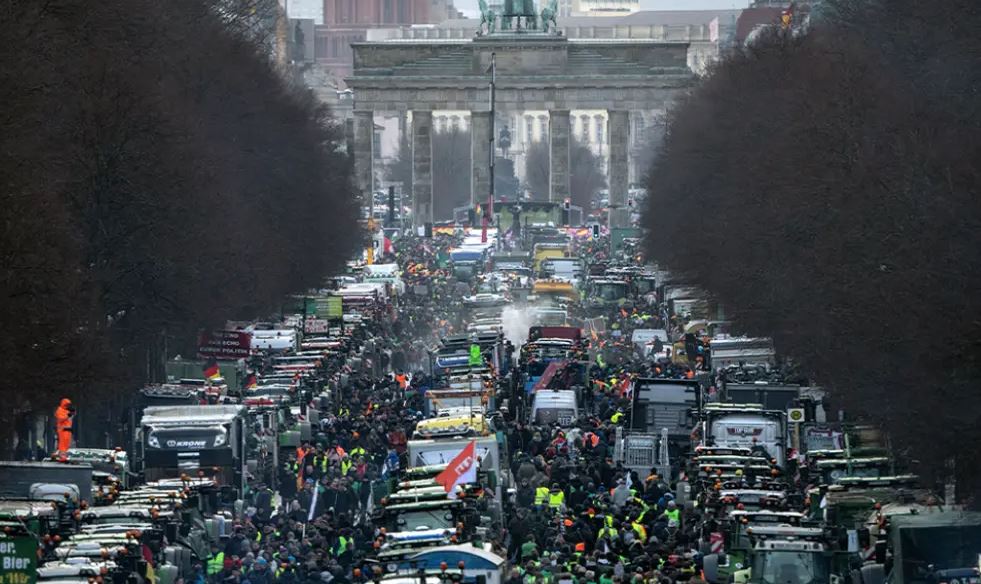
{"left": 55, "top": 399, "right": 73, "bottom": 432}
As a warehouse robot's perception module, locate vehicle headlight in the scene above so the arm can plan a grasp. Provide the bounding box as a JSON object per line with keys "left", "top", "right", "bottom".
{"left": 212, "top": 433, "right": 226, "bottom": 447}
{"left": 147, "top": 434, "right": 160, "bottom": 448}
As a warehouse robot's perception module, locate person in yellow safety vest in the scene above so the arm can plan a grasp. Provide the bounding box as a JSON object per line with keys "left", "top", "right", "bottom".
{"left": 276, "top": 561, "right": 298, "bottom": 580}
{"left": 313, "top": 452, "right": 328, "bottom": 474}
{"left": 662, "top": 500, "right": 681, "bottom": 526}
{"left": 349, "top": 445, "right": 367, "bottom": 459}
{"left": 340, "top": 456, "right": 353, "bottom": 476}
{"left": 547, "top": 484, "right": 565, "bottom": 510}
{"left": 335, "top": 534, "right": 351, "bottom": 555}
{"left": 631, "top": 521, "right": 648, "bottom": 543}
{"left": 534, "top": 484, "right": 550, "bottom": 506}
{"left": 633, "top": 502, "right": 650, "bottom": 523}
{"left": 597, "top": 521, "right": 618, "bottom": 542}
{"left": 206, "top": 547, "right": 225, "bottom": 576}
{"left": 610, "top": 409, "right": 625, "bottom": 424}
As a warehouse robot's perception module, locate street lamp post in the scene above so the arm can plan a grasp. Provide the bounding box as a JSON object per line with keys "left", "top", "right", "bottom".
{"left": 482, "top": 53, "right": 497, "bottom": 246}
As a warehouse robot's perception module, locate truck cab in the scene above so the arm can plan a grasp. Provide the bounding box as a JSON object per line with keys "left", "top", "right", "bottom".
{"left": 136, "top": 405, "right": 248, "bottom": 497}
{"left": 746, "top": 526, "right": 832, "bottom": 584}
{"left": 704, "top": 525, "right": 845, "bottom": 584}
{"left": 702, "top": 403, "right": 787, "bottom": 468}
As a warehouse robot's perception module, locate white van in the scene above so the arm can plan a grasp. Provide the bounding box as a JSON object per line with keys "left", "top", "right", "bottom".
{"left": 529, "top": 390, "right": 578, "bottom": 427}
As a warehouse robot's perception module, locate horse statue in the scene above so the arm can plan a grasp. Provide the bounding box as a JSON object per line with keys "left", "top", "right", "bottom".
{"left": 478, "top": 0, "right": 497, "bottom": 34}
{"left": 540, "top": 0, "right": 558, "bottom": 33}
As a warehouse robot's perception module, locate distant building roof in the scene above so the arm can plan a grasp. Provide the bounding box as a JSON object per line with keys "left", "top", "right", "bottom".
{"left": 436, "top": 9, "right": 742, "bottom": 29}
{"left": 560, "top": 9, "right": 742, "bottom": 27}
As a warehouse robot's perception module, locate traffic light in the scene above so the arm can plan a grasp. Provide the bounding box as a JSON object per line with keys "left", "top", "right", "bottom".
{"left": 592, "top": 224, "right": 600, "bottom": 238}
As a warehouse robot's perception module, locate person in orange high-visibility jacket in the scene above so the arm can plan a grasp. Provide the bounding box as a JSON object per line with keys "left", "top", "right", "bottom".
{"left": 55, "top": 398, "right": 74, "bottom": 455}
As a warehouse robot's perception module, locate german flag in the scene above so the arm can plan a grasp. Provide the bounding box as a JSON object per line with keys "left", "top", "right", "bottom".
{"left": 203, "top": 358, "right": 221, "bottom": 381}
{"left": 244, "top": 372, "right": 258, "bottom": 390}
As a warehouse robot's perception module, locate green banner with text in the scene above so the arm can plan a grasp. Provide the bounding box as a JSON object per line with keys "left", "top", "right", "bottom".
{"left": 0, "top": 535, "right": 38, "bottom": 584}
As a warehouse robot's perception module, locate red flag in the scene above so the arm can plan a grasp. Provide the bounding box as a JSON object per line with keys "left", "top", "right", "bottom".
{"left": 435, "top": 441, "right": 478, "bottom": 499}
{"left": 383, "top": 237, "right": 394, "bottom": 255}
{"left": 619, "top": 377, "right": 633, "bottom": 399}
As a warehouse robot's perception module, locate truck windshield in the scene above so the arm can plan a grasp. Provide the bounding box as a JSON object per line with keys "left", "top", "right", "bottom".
{"left": 396, "top": 509, "right": 453, "bottom": 531}
{"left": 527, "top": 361, "right": 549, "bottom": 377}
{"left": 534, "top": 408, "right": 576, "bottom": 426}
{"left": 899, "top": 524, "right": 981, "bottom": 583}
{"left": 451, "top": 252, "right": 482, "bottom": 262}
{"left": 752, "top": 551, "right": 829, "bottom": 584}
{"left": 596, "top": 283, "right": 627, "bottom": 301}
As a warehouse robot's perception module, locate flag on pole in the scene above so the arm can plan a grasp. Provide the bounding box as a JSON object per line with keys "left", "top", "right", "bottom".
{"left": 244, "top": 372, "right": 258, "bottom": 389}
{"left": 435, "top": 440, "right": 478, "bottom": 499}
{"left": 307, "top": 483, "right": 320, "bottom": 522}
{"left": 619, "top": 377, "right": 634, "bottom": 399}
{"left": 203, "top": 358, "right": 221, "bottom": 381}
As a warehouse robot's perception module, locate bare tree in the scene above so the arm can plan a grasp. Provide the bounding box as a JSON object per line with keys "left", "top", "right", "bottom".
{"left": 641, "top": 0, "right": 981, "bottom": 499}
{"left": 525, "top": 138, "right": 606, "bottom": 207}
{"left": 389, "top": 127, "right": 473, "bottom": 222}
{"left": 0, "top": 0, "right": 360, "bottom": 452}
{"left": 432, "top": 128, "right": 472, "bottom": 221}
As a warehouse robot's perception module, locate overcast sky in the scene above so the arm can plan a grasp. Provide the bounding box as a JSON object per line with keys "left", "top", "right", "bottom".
{"left": 454, "top": 0, "right": 751, "bottom": 17}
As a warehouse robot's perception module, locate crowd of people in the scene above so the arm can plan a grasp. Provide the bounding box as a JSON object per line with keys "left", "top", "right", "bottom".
{"left": 194, "top": 232, "right": 720, "bottom": 584}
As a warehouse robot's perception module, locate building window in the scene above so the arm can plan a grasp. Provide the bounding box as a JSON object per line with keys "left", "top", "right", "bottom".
{"left": 538, "top": 115, "right": 548, "bottom": 141}
{"left": 525, "top": 115, "right": 534, "bottom": 143}
{"left": 579, "top": 114, "right": 590, "bottom": 142}
{"left": 594, "top": 114, "right": 604, "bottom": 144}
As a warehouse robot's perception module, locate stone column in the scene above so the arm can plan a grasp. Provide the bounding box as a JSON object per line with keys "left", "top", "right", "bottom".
{"left": 608, "top": 110, "right": 631, "bottom": 229}
{"left": 353, "top": 110, "right": 375, "bottom": 214}
{"left": 411, "top": 110, "right": 434, "bottom": 231}
{"left": 470, "top": 111, "right": 491, "bottom": 209}
{"left": 549, "top": 110, "right": 570, "bottom": 203}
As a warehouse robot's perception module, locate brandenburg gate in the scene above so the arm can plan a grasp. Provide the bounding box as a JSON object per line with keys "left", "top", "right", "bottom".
{"left": 346, "top": 0, "right": 694, "bottom": 229}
